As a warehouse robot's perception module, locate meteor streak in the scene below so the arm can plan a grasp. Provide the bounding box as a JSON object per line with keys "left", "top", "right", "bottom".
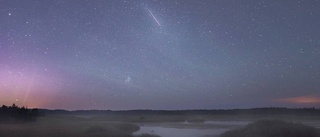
{"left": 147, "top": 9, "right": 161, "bottom": 26}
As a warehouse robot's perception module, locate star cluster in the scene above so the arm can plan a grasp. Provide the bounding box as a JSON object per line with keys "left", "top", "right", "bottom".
{"left": 1, "top": 0, "right": 320, "bottom": 110}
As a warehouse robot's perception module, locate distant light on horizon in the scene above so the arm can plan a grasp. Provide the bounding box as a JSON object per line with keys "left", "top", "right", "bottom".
{"left": 277, "top": 95, "right": 320, "bottom": 104}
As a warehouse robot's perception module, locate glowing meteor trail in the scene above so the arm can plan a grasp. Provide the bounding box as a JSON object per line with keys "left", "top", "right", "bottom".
{"left": 147, "top": 9, "right": 161, "bottom": 26}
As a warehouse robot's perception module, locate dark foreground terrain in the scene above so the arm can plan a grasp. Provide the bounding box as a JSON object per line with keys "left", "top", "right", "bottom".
{"left": 221, "top": 119, "right": 320, "bottom": 137}
{"left": 1, "top": 108, "right": 320, "bottom": 137}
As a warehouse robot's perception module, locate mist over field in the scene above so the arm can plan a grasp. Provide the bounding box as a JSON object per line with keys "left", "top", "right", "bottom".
{"left": 1, "top": 105, "right": 320, "bottom": 137}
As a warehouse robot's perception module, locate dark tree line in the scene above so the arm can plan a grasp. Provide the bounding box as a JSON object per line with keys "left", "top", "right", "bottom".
{"left": 0, "top": 104, "right": 41, "bottom": 123}
{"left": 42, "top": 107, "right": 320, "bottom": 116}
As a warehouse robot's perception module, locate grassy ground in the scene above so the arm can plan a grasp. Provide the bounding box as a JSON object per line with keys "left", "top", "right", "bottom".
{"left": 220, "top": 119, "right": 320, "bottom": 137}
{"left": 0, "top": 115, "right": 143, "bottom": 137}
{"left": 1, "top": 114, "right": 320, "bottom": 137}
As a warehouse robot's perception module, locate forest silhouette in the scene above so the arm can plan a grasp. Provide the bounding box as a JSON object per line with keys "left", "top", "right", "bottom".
{"left": 0, "top": 104, "right": 41, "bottom": 123}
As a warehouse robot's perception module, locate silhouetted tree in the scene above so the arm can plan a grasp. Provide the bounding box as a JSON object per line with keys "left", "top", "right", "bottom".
{"left": 0, "top": 104, "right": 41, "bottom": 123}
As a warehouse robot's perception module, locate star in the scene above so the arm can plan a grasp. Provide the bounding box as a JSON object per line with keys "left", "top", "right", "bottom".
{"left": 125, "top": 76, "right": 131, "bottom": 83}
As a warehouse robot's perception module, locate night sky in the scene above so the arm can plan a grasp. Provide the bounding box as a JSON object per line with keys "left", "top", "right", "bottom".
{"left": 1, "top": 0, "right": 320, "bottom": 110}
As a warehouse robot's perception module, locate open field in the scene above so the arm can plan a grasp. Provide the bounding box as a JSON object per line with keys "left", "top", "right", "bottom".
{"left": 0, "top": 115, "right": 140, "bottom": 137}
{"left": 1, "top": 113, "right": 320, "bottom": 137}
{"left": 220, "top": 119, "right": 320, "bottom": 137}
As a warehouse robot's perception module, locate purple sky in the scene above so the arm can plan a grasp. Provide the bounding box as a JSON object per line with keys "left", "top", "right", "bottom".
{"left": 1, "top": 0, "right": 320, "bottom": 110}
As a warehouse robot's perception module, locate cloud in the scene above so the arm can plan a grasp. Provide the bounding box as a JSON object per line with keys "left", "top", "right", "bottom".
{"left": 276, "top": 95, "right": 320, "bottom": 104}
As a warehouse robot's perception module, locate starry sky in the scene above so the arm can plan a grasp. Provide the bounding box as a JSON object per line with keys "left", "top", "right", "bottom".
{"left": 1, "top": 0, "right": 320, "bottom": 110}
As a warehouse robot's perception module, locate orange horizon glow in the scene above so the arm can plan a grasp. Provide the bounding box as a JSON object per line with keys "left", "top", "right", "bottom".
{"left": 276, "top": 95, "right": 320, "bottom": 104}
{"left": 0, "top": 66, "right": 68, "bottom": 109}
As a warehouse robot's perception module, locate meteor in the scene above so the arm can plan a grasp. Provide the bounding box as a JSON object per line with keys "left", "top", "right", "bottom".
{"left": 147, "top": 9, "right": 161, "bottom": 26}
